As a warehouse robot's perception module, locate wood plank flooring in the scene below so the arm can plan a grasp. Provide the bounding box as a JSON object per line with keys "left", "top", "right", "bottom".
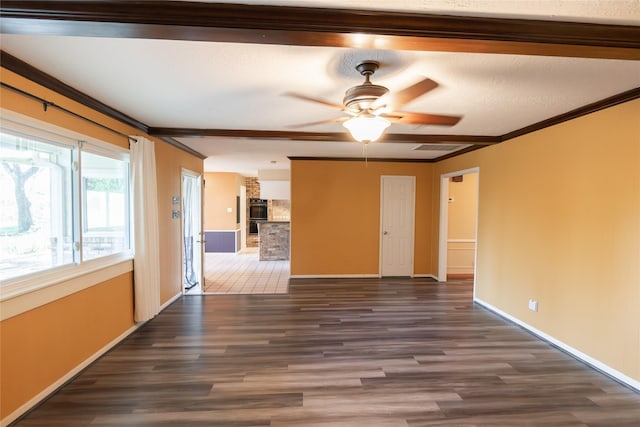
{"left": 14, "top": 278, "right": 640, "bottom": 426}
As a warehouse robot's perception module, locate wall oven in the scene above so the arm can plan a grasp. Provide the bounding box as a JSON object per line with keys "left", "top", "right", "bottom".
{"left": 249, "top": 198, "right": 268, "bottom": 234}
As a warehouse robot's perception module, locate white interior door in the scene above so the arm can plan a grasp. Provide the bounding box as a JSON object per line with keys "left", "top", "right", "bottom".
{"left": 182, "top": 170, "right": 203, "bottom": 294}
{"left": 380, "top": 176, "right": 415, "bottom": 277}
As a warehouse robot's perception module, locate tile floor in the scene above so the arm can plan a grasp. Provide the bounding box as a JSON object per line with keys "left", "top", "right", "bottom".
{"left": 202, "top": 248, "right": 290, "bottom": 294}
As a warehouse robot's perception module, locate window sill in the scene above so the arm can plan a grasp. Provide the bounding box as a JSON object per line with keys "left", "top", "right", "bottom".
{"left": 0, "top": 253, "right": 134, "bottom": 321}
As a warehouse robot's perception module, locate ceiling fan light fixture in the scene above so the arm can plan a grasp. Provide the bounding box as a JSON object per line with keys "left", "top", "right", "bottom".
{"left": 343, "top": 113, "right": 390, "bottom": 143}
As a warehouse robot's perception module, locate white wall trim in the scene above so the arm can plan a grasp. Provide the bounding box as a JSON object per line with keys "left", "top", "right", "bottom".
{"left": 1, "top": 259, "right": 134, "bottom": 321}
{"left": 291, "top": 274, "right": 440, "bottom": 281}
{"left": 447, "top": 266, "right": 475, "bottom": 271}
{"left": 474, "top": 298, "right": 640, "bottom": 392}
{"left": 412, "top": 274, "right": 439, "bottom": 281}
{"left": 290, "top": 274, "right": 380, "bottom": 279}
{"left": 1, "top": 323, "right": 141, "bottom": 427}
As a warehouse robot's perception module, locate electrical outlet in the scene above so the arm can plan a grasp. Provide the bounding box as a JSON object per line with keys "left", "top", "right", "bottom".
{"left": 528, "top": 299, "right": 538, "bottom": 312}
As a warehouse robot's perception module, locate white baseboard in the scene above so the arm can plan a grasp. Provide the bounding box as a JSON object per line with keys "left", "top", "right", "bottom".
{"left": 290, "top": 274, "right": 380, "bottom": 279}
{"left": 474, "top": 298, "right": 640, "bottom": 392}
{"left": 160, "top": 292, "right": 182, "bottom": 312}
{"left": 1, "top": 323, "right": 141, "bottom": 427}
{"left": 290, "top": 274, "right": 440, "bottom": 281}
{"left": 412, "top": 274, "right": 439, "bottom": 280}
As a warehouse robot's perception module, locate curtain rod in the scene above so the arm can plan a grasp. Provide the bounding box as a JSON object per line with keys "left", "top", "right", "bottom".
{"left": 1, "top": 82, "right": 138, "bottom": 143}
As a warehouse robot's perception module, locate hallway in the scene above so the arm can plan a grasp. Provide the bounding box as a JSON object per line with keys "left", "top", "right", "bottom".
{"left": 202, "top": 248, "right": 289, "bottom": 294}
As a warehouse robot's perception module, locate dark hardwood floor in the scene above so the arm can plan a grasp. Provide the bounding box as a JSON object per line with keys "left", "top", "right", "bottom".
{"left": 15, "top": 278, "right": 640, "bottom": 426}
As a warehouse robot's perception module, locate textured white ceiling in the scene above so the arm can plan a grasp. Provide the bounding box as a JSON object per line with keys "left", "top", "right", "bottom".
{"left": 1, "top": 1, "right": 639, "bottom": 176}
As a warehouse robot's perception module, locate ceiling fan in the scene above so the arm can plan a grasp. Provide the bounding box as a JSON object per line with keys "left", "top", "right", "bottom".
{"left": 285, "top": 60, "right": 462, "bottom": 143}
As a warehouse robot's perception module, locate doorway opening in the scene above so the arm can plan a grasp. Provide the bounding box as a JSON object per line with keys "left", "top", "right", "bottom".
{"left": 438, "top": 168, "right": 479, "bottom": 288}
{"left": 182, "top": 169, "right": 203, "bottom": 295}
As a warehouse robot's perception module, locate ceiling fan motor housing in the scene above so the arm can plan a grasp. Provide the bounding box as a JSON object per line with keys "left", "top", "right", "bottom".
{"left": 343, "top": 60, "right": 389, "bottom": 111}
{"left": 343, "top": 84, "right": 388, "bottom": 111}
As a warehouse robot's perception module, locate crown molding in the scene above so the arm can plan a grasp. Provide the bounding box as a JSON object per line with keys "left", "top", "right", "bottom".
{"left": 500, "top": 87, "right": 640, "bottom": 141}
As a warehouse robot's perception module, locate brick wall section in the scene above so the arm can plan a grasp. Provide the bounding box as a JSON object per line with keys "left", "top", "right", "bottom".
{"left": 245, "top": 177, "right": 260, "bottom": 247}
{"left": 245, "top": 177, "right": 260, "bottom": 198}
{"left": 259, "top": 222, "right": 290, "bottom": 260}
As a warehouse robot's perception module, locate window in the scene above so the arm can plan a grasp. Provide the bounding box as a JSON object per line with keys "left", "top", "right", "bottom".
{"left": 0, "top": 123, "right": 131, "bottom": 284}
{"left": 81, "top": 150, "right": 130, "bottom": 261}
{"left": 0, "top": 133, "right": 74, "bottom": 279}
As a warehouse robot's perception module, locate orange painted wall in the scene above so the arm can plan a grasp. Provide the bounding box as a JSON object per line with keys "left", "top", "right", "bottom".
{"left": 0, "top": 66, "right": 203, "bottom": 418}
{"left": 432, "top": 99, "right": 640, "bottom": 382}
{"left": 290, "top": 160, "right": 434, "bottom": 276}
{"left": 203, "top": 172, "right": 240, "bottom": 230}
{"left": 0, "top": 273, "right": 134, "bottom": 419}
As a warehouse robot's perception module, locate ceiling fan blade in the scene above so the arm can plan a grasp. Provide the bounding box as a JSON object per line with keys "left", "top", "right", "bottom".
{"left": 386, "top": 111, "right": 462, "bottom": 126}
{"left": 288, "top": 117, "right": 347, "bottom": 128}
{"left": 284, "top": 92, "right": 344, "bottom": 110}
{"left": 379, "top": 78, "right": 439, "bottom": 110}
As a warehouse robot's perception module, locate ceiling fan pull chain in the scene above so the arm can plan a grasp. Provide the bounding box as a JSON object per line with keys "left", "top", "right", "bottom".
{"left": 363, "top": 142, "right": 368, "bottom": 168}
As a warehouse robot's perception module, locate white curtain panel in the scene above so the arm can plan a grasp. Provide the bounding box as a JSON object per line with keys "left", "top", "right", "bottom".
{"left": 130, "top": 136, "right": 161, "bottom": 322}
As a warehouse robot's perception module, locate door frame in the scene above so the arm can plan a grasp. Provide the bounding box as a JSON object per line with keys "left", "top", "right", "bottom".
{"left": 379, "top": 175, "right": 416, "bottom": 277}
{"left": 240, "top": 184, "right": 247, "bottom": 251}
{"left": 181, "top": 168, "right": 204, "bottom": 294}
{"left": 438, "top": 167, "right": 480, "bottom": 288}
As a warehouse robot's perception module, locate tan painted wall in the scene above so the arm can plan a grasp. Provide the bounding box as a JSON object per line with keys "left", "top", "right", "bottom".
{"left": 0, "top": 67, "right": 203, "bottom": 418}
{"left": 290, "top": 160, "right": 434, "bottom": 276}
{"left": 203, "top": 172, "right": 240, "bottom": 230}
{"left": 155, "top": 142, "right": 204, "bottom": 303}
{"left": 432, "top": 99, "right": 640, "bottom": 382}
